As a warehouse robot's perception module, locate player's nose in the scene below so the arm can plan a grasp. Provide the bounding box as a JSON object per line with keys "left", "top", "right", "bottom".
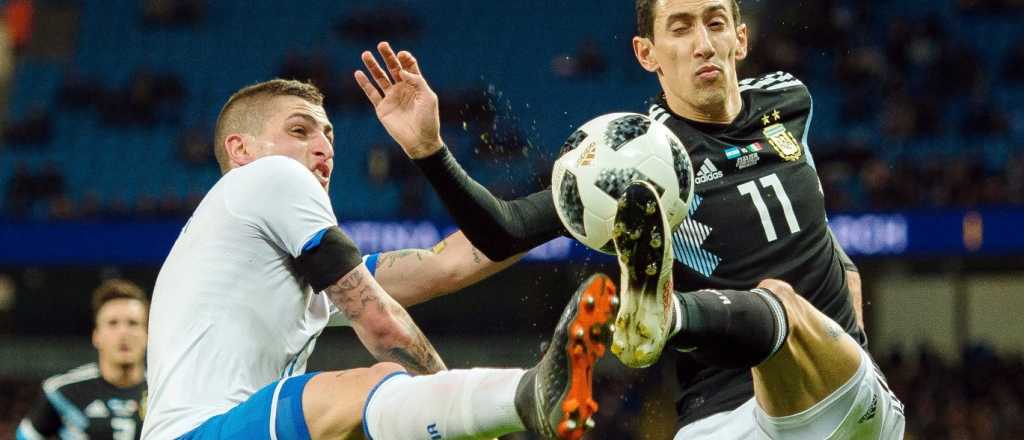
{"left": 311, "top": 132, "right": 334, "bottom": 160}
{"left": 694, "top": 26, "right": 715, "bottom": 59}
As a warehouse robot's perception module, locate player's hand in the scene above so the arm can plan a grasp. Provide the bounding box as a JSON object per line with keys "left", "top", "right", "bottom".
{"left": 355, "top": 41, "right": 444, "bottom": 159}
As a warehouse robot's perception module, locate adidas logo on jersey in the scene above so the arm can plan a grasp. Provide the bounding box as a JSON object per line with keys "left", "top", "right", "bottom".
{"left": 85, "top": 399, "right": 110, "bottom": 418}
{"left": 695, "top": 159, "right": 724, "bottom": 184}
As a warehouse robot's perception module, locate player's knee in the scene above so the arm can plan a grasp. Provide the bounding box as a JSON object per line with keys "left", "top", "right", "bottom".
{"left": 303, "top": 364, "right": 408, "bottom": 439}
{"left": 756, "top": 278, "right": 808, "bottom": 331}
{"left": 367, "top": 362, "right": 406, "bottom": 381}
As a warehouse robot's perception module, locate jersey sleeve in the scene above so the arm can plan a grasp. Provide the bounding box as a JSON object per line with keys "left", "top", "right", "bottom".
{"left": 413, "top": 147, "right": 567, "bottom": 260}
{"left": 224, "top": 156, "right": 338, "bottom": 258}
{"left": 18, "top": 387, "right": 61, "bottom": 438}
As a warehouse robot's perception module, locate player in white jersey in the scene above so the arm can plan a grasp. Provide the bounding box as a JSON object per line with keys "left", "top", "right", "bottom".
{"left": 141, "top": 78, "right": 619, "bottom": 440}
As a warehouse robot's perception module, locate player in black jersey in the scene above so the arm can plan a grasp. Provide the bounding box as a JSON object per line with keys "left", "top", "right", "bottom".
{"left": 354, "top": 0, "right": 904, "bottom": 436}
{"left": 17, "top": 279, "right": 147, "bottom": 440}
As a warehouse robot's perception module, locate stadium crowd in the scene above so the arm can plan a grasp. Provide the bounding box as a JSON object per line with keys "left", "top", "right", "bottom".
{"left": 2, "top": 1, "right": 1024, "bottom": 220}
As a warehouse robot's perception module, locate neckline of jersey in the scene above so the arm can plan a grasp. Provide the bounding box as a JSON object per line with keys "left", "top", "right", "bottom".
{"left": 653, "top": 93, "right": 750, "bottom": 136}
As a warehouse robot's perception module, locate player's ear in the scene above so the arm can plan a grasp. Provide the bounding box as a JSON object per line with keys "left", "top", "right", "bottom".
{"left": 734, "top": 23, "right": 749, "bottom": 61}
{"left": 633, "top": 36, "right": 660, "bottom": 73}
{"left": 92, "top": 327, "right": 100, "bottom": 350}
{"left": 224, "top": 133, "right": 257, "bottom": 168}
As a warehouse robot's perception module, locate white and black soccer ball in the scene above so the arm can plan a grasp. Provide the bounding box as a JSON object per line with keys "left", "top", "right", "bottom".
{"left": 551, "top": 112, "right": 695, "bottom": 254}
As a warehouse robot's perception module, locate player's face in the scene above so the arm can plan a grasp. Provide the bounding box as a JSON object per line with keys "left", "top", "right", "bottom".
{"left": 636, "top": 0, "right": 748, "bottom": 114}
{"left": 253, "top": 96, "right": 336, "bottom": 191}
{"left": 93, "top": 299, "right": 148, "bottom": 367}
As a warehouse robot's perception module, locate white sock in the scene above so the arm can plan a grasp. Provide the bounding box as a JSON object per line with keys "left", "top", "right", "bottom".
{"left": 363, "top": 368, "right": 527, "bottom": 440}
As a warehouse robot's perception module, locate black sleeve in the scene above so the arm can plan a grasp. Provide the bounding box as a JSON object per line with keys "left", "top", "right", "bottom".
{"left": 21, "top": 388, "right": 62, "bottom": 437}
{"left": 829, "top": 227, "right": 858, "bottom": 273}
{"left": 413, "top": 146, "right": 567, "bottom": 261}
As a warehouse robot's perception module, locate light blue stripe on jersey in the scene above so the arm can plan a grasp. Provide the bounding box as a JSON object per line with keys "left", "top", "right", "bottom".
{"left": 44, "top": 389, "right": 88, "bottom": 431}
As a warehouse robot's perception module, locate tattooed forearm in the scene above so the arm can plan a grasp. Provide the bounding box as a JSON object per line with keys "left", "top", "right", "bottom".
{"left": 327, "top": 265, "right": 446, "bottom": 374}
{"left": 380, "top": 325, "right": 446, "bottom": 374}
{"left": 377, "top": 249, "right": 430, "bottom": 269}
{"left": 326, "top": 268, "right": 384, "bottom": 321}
{"left": 364, "top": 302, "right": 446, "bottom": 374}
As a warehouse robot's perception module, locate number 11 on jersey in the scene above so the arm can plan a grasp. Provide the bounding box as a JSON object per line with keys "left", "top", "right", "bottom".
{"left": 737, "top": 173, "right": 801, "bottom": 242}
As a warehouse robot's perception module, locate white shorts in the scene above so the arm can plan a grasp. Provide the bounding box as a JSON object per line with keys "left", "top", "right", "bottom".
{"left": 673, "top": 348, "right": 905, "bottom": 440}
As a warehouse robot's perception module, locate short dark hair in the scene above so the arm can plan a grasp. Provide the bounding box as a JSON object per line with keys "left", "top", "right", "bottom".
{"left": 213, "top": 79, "right": 325, "bottom": 173}
{"left": 92, "top": 279, "right": 149, "bottom": 323}
{"left": 636, "top": 0, "right": 742, "bottom": 40}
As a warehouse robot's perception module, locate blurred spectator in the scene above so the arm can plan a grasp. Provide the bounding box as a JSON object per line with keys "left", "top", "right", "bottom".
{"left": 4, "top": 0, "right": 33, "bottom": 52}
{"left": 961, "top": 95, "right": 1011, "bottom": 137}
{"left": 142, "top": 0, "right": 204, "bottom": 27}
{"left": 178, "top": 125, "right": 214, "bottom": 167}
{"left": 884, "top": 344, "right": 1024, "bottom": 439}
{"left": 333, "top": 6, "right": 422, "bottom": 43}
{"left": 97, "top": 69, "right": 185, "bottom": 127}
{"left": 551, "top": 39, "right": 608, "bottom": 79}
{"left": 3, "top": 103, "right": 51, "bottom": 145}
{"left": 276, "top": 51, "right": 341, "bottom": 112}
{"left": 57, "top": 69, "right": 107, "bottom": 110}
{"left": 3, "top": 161, "right": 66, "bottom": 218}
{"left": 1003, "top": 37, "right": 1024, "bottom": 83}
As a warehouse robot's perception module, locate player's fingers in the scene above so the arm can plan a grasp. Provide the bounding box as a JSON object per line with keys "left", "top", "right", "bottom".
{"left": 377, "top": 41, "right": 404, "bottom": 83}
{"left": 353, "top": 70, "right": 383, "bottom": 107}
{"left": 397, "top": 51, "right": 421, "bottom": 75}
{"left": 361, "top": 50, "right": 392, "bottom": 91}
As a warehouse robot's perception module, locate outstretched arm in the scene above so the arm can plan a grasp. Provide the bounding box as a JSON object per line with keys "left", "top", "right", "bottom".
{"left": 355, "top": 42, "right": 565, "bottom": 260}
{"left": 371, "top": 231, "right": 525, "bottom": 307}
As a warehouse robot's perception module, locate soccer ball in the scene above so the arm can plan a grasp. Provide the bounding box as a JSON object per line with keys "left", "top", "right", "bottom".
{"left": 551, "top": 112, "right": 695, "bottom": 254}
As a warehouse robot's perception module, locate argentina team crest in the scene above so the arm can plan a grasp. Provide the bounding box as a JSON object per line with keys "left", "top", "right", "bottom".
{"left": 763, "top": 123, "right": 802, "bottom": 161}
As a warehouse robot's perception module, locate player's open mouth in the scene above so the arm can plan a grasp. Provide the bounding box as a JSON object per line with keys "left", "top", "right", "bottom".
{"left": 312, "top": 164, "right": 331, "bottom": 188}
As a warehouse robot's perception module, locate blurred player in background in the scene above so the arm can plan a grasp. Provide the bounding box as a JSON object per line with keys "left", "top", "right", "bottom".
{"left": 16, "top": 279, "right": 148, "bottom": 440}
{"left": 141, "top": 78, "right": 616, "bottom": 440}
{"left": 355, "top": 0, "right": 905, "bottom": 436}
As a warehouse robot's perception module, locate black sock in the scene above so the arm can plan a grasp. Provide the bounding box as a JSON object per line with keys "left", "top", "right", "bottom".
{"left": 670, "top": 288, "right": 789, "bottom": 369}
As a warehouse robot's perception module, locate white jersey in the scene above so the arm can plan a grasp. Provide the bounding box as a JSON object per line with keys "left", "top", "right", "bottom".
{"left": 142, "top": 156, "right": 338, "bottom": 439}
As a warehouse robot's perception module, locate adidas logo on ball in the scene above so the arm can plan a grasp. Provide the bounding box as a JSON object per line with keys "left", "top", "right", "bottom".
{"left": 695, "top": 159, "right": 723, "bottom": 184}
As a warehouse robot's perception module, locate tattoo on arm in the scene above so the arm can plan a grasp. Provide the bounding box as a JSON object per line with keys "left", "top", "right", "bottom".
{"left": 471, "top": 247, "right": 482, "bottom": 264}
{"left": 822, "top": 316, "right": 843, "bottom": 340}
{"left": 431, "top": 239, "right": 448, "bottom": 254}
{"left": 326, "top": 267, "right": 446, "bottom": 374}
{"left": 377, "top": 249, "right": 428, "bottom": 270}
{"left": 328, "top": 269, "right": 383, "bottom": 321}
{"left": 381, "top": 316, "right": 446, "bottom": 374}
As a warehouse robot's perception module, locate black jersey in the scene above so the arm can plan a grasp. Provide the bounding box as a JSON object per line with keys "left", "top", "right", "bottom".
{"left": 414, "top": 71, "right": 863, "bottom": 430}
{"left": 648, "top": 71, "right": 864, "bottom": 427}
{"left": 17, "top": 363, "right": 145, "bottom": 440}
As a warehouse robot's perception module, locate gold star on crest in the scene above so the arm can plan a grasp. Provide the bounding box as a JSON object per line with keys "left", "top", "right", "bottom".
{"left": 761, "top": 114, "right": 771, "bottom": 125}
{"left": 772, "top": 110, "right": 782, "bottom": 121}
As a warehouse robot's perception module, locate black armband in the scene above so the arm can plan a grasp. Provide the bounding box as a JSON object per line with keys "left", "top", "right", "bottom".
{"left": 294, "top": 226, "right": 363, "bottom": 291}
